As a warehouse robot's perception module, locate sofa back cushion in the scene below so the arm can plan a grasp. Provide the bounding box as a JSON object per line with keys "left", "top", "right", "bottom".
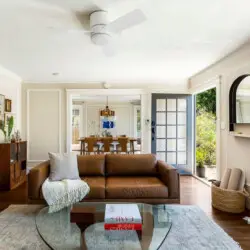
{"left": 77, "top": 155, "right": 105, "bottom": 176}
{"left": 106, "top": 154, "right": 158, "bottom": 176}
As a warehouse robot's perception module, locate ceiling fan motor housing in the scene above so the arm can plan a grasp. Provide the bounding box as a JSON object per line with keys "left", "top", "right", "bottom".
{"left": 90, "top": 10, "right": 111, "bottom": 46}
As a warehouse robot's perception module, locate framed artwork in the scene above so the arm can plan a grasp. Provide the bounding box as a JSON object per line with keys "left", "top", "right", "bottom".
{"left": 5, "top": 99, "right": 12, "bottom": 112}
{"left": 0, "top": 94, "right": 5, "bottom": 116}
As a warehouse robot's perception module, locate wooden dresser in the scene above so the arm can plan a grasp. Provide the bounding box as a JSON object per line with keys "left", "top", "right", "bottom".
{"left": 0, "top": 141, "right": 27, "bottom": 190}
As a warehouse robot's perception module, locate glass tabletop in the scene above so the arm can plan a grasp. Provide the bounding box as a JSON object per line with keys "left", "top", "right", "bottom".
{"left": 36, "top": 202, "right": 171, "bottom": 250}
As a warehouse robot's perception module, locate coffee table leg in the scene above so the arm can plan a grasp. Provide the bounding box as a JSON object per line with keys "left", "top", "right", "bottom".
{"left": 76, "top": 223, "right": 91, "bottom": 250}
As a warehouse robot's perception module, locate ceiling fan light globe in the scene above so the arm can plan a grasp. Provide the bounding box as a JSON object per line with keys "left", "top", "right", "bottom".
{"left": 91, "top": 33, "right": 111, "bottom": 46}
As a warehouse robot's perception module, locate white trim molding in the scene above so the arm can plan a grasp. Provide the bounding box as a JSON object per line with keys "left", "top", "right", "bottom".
{"left": 66, "top": 89, "right": 151, "bottom": 153}
{"left": 27, "top": 89, "right": 62, "bottom": 162}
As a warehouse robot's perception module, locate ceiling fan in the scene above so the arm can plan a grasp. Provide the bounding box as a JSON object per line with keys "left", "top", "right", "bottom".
{"left": 68, "top": 1, "right": 147, "bottom": 56}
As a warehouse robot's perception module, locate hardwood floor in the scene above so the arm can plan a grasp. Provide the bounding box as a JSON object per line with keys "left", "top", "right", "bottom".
{"left": 0, "top": 176, "right": 250, "bottom": 249}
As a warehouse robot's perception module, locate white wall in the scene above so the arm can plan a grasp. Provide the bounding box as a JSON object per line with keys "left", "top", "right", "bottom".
{"left": 189, "top": 42, "right": 250, "bottom": 207}
{"left": 80, "top": 103, "right": 135, "bottom": 137}
{"left": 22, "top": 83, "right": 188, "bottom": 161}
{"left": 0, "top": 67, "right": 22, "bottom": 142}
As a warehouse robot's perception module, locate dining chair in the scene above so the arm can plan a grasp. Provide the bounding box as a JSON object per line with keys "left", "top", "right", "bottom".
{"left": 116, "top": 137, "right": 130, "bottom": 154}
{"left": 100, "top": 137, "right": 114, "bottom": 154}
{"left": 84, "top": 137, "right": 99, "bottom": 155}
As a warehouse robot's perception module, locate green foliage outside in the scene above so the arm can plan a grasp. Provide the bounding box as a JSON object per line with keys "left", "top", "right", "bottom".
{"left": 196, "top": 88, "right": 216, "bottom": 167}
{"left": 196, "top": 88, "right": 216, "bottom": 115}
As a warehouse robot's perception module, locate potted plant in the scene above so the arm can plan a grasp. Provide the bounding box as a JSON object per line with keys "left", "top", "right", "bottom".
{"left": 196, "top": 149, "right": 205, "bottom": 178}
{"left": 0, "top": 116, "right": 14, "bottom": 142}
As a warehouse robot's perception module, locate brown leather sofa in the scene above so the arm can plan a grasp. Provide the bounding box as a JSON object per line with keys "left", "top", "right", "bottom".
{"left": 28, "top": 154, "right": 180, "bottom": 204}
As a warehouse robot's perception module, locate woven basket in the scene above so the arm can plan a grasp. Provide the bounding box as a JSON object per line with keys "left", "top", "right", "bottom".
{"left": 211, "top": 181, "right": 249, "bottom": 213}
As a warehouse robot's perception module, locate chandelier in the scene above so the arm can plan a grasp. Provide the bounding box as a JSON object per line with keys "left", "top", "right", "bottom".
{"left": 100, "top": 96, "right": 115, "bottom": 117}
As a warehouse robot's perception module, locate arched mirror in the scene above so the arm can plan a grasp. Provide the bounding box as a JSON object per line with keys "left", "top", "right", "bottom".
{"left": 229, "top": 74, "right": 250, "bottom": 131}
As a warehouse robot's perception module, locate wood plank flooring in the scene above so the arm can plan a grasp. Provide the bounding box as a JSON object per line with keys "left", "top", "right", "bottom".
{"left": 0, "top": 176, "right": 250, "bottom": 249}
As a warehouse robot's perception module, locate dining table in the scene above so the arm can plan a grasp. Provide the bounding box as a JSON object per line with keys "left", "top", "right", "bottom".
{"left": 78, "top": 137, "right": 137, "bottom": 155}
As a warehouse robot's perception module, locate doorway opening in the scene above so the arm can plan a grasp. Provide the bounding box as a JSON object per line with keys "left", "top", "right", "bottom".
{"left": 70, "top": 94, "right": 142, "bottom": 154}
{"left": 195, "top": 88, "right": 216, "bottom": 180}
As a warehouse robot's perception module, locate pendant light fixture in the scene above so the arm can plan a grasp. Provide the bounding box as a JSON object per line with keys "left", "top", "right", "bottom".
{"left": 100, "top": 96, "right": 115, "bottom": 117}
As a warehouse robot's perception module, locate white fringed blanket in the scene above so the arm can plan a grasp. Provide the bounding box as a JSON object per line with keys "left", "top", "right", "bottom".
{"left": 42, "top": 178, "right": 90, "bottom": 213}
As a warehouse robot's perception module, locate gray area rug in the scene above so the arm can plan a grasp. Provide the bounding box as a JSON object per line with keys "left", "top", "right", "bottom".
{"left": 0, "top": 204, "right": 242, "bottom": 250}
{"left": 0, "top": 205, "right": 49, "bottom": 250}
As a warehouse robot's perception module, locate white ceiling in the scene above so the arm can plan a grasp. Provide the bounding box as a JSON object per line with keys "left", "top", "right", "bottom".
{"left": 73, "top": 94, "right": 141, "bottom": 103}
{"left": 0, "top": 0, "right": 250, "bottom": 85}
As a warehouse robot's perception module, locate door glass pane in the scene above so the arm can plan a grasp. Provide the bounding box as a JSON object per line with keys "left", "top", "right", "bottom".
{"left": 178, "top": 152, "right": 186, "bottom": 164}
{"left": 157, "top": 113, "right": 166, "bottom": 125}
{"left": 157, "top": 139, "right": 166, "bottom": 151}
{"left": 167, "top": 126, "right": 176, "bottom": 138}
{"left": 157, "top": 153, "right": 166, "bottom": 162}
{"left": 167, "top": 99, "right": 176, "bottom": 111}
{"left": 156, "top": 99, "right": 166, "bottom": 111}
{"left": 167, "top": 113, "right": 176, "bottom": 125}
{"left": 178, "top": 139, "right": 186, "bottom": 151}
{"left": 167, "top": 139, "right": 176, "bottom": 151}
{"left": 156, "top": 126, "right": 166, "bottom": 138}
{"left": 178, "top": 99, "right": 186, "bottom": 111}
{"left": 167, "top": 152, "right": 176, "bottom": 164}
{"left": 178, "top": 113, "right": 186, "bottom": 125}
{"left": 178, "top": 126, "right": 186, "bottom": 138}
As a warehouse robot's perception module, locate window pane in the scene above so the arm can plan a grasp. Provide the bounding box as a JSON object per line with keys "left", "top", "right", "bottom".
{"left": 178, "top": 126, "right": 186, "bottom": 138}
{"left": 157, "top": 139, "right": 166, "bottom": 151}
{"left": 156, "top": 126, "right": 166, "bottom": 138}
{"left": 156, "top": 99, "right": 166, "bottom": 111}
{"left": 167, "top": 139, "right": 176, "bottom": 151}
{"left": 167, "top": 113, "right": 176, "bottom": 125}
{"left": 178, "top": 99, "right": 186, "bottom": 111}
{"left": 167, "top": 126, "right": 176, "bottom": 138}
{"left": 167, "top": 152, "right": 176, "bottom": 164}
{"left": 178, "top": 152, "right": 186, "bottom": 165}
{"left": 178, "top": 113, "right": 186, "bottom": 125}
{"left": 178, "top": 139, "right": 186, "bottom": 151}
{"left": 167, "top": 99, "right": 176, "bottom": 111}
{"left": 157, "top": 153, "right": 166, "bottom": 162}
{"left": 157, "top": 113, "right": 166, "bottom": 125}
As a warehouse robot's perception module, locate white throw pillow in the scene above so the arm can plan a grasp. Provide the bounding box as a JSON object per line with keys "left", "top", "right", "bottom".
{"left": 48, "top": 152, "right": 80, "bottom": 181}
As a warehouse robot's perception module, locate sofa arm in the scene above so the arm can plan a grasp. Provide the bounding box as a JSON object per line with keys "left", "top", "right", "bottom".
{"left": 157, "top": 161, "right": 180, "bottom": 199}
{"left": 28, "top": 160, "right": 50, "bottom": 200}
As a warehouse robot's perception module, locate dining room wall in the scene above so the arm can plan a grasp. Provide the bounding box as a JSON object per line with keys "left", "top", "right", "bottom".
{"left": 81, "top": 102, "right": 136, "bottom": 137}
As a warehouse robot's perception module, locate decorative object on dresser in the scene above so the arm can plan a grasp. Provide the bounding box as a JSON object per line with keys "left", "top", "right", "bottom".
{"left": 0, "top": 141, "right": 27, "bottom": 190}
{"left": 4, "top": 99, "right": 12, "bottom": 112}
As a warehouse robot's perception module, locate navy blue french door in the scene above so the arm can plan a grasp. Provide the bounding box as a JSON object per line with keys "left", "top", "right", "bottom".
{"left": 151, "top": 94, "right": 193, "bottom": 175}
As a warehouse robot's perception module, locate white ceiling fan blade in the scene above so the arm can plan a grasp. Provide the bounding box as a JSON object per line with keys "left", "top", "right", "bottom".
{"left": 107, "top": 9, "right": 146, "bottom": 34}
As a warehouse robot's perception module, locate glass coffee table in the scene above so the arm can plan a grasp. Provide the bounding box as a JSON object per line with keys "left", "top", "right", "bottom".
{"left": 36, "top": 202, "right": 171, "bottom": 250}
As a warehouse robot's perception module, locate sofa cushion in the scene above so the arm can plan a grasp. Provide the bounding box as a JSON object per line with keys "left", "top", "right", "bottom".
{"left": 81, "top": 177, "right": 105, "bottom": 199}
{"left": 106, "top": 154, "right": 158, "bottom": 176}
{"left": 77, "top": 155, "right": 105, "bottom": 176}
{"left": 106, "top": 177, "right": 168, "bottom": 199}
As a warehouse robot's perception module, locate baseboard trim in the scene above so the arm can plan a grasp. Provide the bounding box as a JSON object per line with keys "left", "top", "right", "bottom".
{"left": 192, "top": 175, "right": 211, "bottom": 187}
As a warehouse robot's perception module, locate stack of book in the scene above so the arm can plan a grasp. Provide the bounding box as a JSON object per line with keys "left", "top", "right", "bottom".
{"left": 104, "top": 204, "right": 142, "bottom": 230}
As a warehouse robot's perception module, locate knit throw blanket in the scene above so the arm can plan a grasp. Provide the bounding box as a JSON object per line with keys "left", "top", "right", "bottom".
{"left": 42, "top": 178, "right": 90, "bottom": 213}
